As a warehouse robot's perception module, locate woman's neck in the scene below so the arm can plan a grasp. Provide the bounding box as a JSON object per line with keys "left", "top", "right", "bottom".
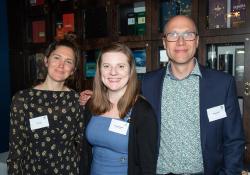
{"left": 108, "top": 90, "right": 125, "bottom": 105}
{"left": 35, "top": 79, "right": 68, "bottom": 91}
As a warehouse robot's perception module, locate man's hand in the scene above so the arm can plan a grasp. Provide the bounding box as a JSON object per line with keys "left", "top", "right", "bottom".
{"left": 79, "top": 90, "right": 93, "bottom": 106}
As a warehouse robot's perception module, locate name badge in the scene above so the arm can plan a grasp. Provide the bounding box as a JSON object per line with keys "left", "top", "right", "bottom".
{"left": 207, "top": 104, "right": 227, "bottom": 122}
{"left": 108, "top": 119, "right": 129, "bottom": 135}
{"left": 29, "top": 115, "right": 49, "bottom": 130}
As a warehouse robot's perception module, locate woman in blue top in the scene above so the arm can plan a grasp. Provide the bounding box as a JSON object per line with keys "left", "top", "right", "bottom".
{"left": 81, "top": 42, "right": 158, "bottom": 175}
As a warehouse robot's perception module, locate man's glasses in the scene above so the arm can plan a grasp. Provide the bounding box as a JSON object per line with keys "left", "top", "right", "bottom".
{"left": 163, "top": 32, "right": 197, "bottom": 42}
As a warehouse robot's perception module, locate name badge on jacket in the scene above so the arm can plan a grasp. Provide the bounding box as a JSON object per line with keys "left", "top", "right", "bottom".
{"left": 207, "top": 104, "right": 227, "bottom": 122}
{"left": 29, "top": 115, "right": 49, "bottom": 130}
{"left": 109, "top": 119, "right": 129, "bottom": 135}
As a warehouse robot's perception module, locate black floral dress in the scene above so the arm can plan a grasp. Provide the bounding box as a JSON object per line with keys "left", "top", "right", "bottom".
{"left": 7, "top": 89, "right": 84, "bottom": 175}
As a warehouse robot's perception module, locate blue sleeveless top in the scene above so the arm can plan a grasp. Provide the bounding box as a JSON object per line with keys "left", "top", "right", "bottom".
{"left": 86, "top": 116, "right": 129, "bottom": 175}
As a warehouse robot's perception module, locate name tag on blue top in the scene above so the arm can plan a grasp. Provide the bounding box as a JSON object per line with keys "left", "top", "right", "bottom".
{"left": 109, "top": 119, "right": 129, "bottom": 135}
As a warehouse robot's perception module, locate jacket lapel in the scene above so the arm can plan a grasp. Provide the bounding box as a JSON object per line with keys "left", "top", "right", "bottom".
{"left": 199, "top": 65, "right": 209, "bottom": 157}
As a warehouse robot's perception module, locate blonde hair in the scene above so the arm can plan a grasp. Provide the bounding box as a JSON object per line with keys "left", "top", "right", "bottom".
{"left": 88, "top": 42, "right": 140, "bottom": 118}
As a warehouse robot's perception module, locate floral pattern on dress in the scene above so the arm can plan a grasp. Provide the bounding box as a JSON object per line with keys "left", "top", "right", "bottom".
{"left": 7, "top": 89, "right": 84, "bottom": 175}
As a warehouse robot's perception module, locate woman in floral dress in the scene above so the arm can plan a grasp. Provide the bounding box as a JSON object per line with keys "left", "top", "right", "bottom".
{"left": 7, "top": 35, "right": 84, "bottom": 175}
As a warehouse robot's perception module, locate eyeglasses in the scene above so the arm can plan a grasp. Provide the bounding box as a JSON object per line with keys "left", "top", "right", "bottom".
{"left": 163, "top": 32, "right": 197, "bottom": 42}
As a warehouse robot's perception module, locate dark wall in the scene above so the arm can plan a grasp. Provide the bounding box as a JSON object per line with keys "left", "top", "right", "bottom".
{"left": 7, "top": 0, "right": 27, "bottom": 95}
{"left": 0, "top": 0, "right": 11, "bottom": 152}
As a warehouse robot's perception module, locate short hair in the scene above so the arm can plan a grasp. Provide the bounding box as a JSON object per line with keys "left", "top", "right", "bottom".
{"left": 88, "top": 42, "right": 140, "bottom": 118}
{"left": 44, "top": 34, "right": 81, "bottom": 90}
{"left": 45, "top": 34, "right": 80, "bottom": 68}
{"left": 163, "top": 15, "right": 198, "bottom": 34}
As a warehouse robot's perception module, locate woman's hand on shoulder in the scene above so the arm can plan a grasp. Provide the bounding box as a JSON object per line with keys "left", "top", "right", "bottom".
{"left": 79, "top": 90, "right": 93, "bottom": 106}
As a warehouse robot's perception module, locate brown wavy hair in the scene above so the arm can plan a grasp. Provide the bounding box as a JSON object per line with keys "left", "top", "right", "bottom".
{"left": 88, "top": 42, "right": 140, "bottom": 118}
{"left": 44, "top": 33, "right": 81, "bottom": 90}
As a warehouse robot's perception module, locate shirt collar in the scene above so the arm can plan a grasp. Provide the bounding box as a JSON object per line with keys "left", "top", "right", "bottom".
{"left": 166, "top": 58, "right": 202, "bottom": 80}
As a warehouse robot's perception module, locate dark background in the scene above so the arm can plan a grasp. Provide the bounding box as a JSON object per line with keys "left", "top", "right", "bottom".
{"left": 0, "top": 0, "right": 11, "bottom": 152}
